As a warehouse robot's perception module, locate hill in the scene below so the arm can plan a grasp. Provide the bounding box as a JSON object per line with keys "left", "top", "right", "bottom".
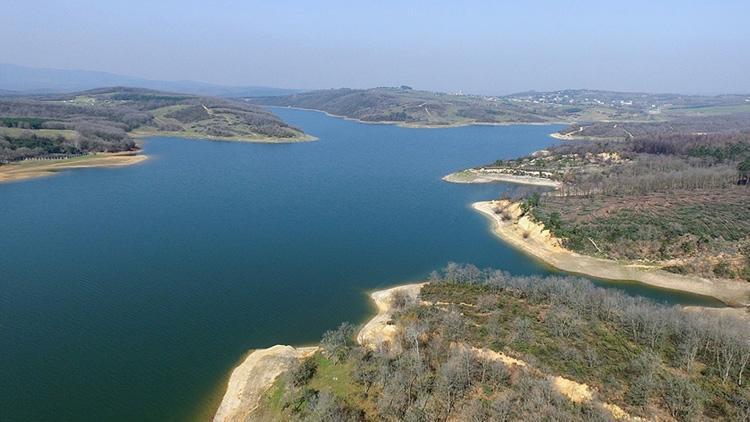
{"left": 249, "top": 87, "right": 750, "bottom": 128}
{"left": 0, "top": 63, "right": 300, "bottom": 97}
{"left": 557, "top": 113, "right": 750, "bottom": 140}
{"left": 247, "top": 87, "right": 563, "bottom": 126}
{"left": 0, "top": 87, "right": 310, "bottom": 164}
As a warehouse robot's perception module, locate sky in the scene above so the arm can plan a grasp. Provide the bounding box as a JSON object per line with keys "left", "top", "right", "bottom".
{"left": 2, "top": 0, "right": 749, "bottom": 95}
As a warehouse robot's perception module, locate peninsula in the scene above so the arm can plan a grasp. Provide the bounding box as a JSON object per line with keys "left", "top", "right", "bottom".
{"left": 0, "top": 87, "right": 312, "bottom": 182}
{"left": 214, "top": 266, "right": 750, "bottom": 421}
{"left": 445, "top": 119, "right": 750, "bottom": 305}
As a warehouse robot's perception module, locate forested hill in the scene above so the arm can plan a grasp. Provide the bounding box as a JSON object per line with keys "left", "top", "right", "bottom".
{"left": 247, "top": 87, "right": 565, "bottom": 126}
{"left": 475, "top": 126, "right": 750, "bottom": 282}
{"left": 248, "top": 87, "right": 750, "bottom": 128}
{"left": 0, "top": 87, "right": 309, "bottom": 163}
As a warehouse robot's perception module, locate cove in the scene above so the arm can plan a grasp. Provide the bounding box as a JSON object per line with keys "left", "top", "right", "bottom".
{"left": 0, "top": 108, "right": 721, "bottom": 421}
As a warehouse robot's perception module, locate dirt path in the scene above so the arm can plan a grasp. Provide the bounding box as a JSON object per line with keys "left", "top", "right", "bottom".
{"left": 473, "top": 200, "right": 750, "bottom": 306}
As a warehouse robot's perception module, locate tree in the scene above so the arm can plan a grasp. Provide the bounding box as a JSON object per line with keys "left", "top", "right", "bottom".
{"left": 320, "top": 322, "right": 356, "bottom": 364}
{"left": 739, "top": 158, "right": 750, "bottom": 185}
{"left": 663, "top": 376, "right": 703, "bottom": 420}
{"left": 289, "top": 357, "right": 318, "bottom": 387}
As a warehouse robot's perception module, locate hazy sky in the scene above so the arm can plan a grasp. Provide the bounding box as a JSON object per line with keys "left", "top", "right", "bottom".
{"left": 2, "top": 0, "right": 749, "bottom": 94}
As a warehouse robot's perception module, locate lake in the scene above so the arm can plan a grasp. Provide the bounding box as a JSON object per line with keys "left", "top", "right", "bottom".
{"left": 0, "top": 108, "right": 721, "bottom": 421}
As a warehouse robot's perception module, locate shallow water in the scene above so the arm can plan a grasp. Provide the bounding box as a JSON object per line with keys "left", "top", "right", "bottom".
{"left": 0, "top": 108, "right": 721, "bottom": 421}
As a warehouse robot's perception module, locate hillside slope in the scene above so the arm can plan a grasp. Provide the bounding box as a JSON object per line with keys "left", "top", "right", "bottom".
{"left": 248, "top": 87, "right": 562, "bottom": 126}
{"left": 0, "top": 87, "right": 310, "bottom": 163}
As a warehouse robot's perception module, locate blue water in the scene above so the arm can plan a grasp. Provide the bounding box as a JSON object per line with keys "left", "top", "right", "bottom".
{"left": 0, "top": 108, "right": 720, "bottom": 421}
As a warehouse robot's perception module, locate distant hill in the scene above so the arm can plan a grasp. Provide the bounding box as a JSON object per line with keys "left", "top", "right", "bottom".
{"left": 0, "top": 88, "right": 19, "bottom": 97}
{"left": 249, "top": 87, "right": 750, "bottom": 128}
{"left": 0, "top": 87, "right": 310, "bottom": 163}
{"left": 0, "top": 63, "right": 301, "bottom": 97}
{"left": 248, "top": 87, "right": 562, "bottom": 126}
{"left": 504, "top": 89, "right": 750, "bottom": 112}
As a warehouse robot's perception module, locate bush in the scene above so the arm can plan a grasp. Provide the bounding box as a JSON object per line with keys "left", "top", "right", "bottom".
{"left": 663, "top": 376, "right": 703, "bottom": 420}
{"left": 320, "top": 323, "right": 356, "bottom": 364}
{"left": 289, "top": 357, "right": 318, "bottom": 387}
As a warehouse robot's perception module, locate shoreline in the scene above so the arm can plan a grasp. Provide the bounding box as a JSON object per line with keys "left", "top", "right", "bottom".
{"left": 131, "top": 129, "right": 317, "bottom": 143}
{"left": 442, "top": 168, "right": 561, "bottom": 188}
{"left": 268, "top": 106, "right": 568, "bottom": 129}
{"left": 0, "top": 150, "right": 148, "bottom": 184}
{"left": 549, "top": 131, "right": 624, "bottom": 142}
{"left": 357, "top": 283, "right": 427, "bottom": 350}
{"left": 212, "top": 282, "right": 425, "bottom": 421}
{"left": 473, "top": 200, "right": 750, "bottom": 307}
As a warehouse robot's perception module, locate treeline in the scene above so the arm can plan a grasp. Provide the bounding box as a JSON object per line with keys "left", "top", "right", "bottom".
{"left": 0, "top": 97, "right": 153, "bottom": 130}
{"left": 427, "top": 264, "right": 750, "bottom": 387}
{"left": 560, "top": 113, "right": 750, "bottom": 139}
{"left": 545, "top": 130, "right": 750, "bottom": 196}
{"left": 632, "top": 131, "right": 750, "bottom": 160}
{"left": 562, "top": 157, "right": 738, "bottom": 197}
{"left": 0, "top": 128, "right": 134, "bottom": 164}
{"left": 427, "top": 265, "right": 750, "bottom": 418}
{"left": 0, "top": 134, "right": 81, "bottom": 162}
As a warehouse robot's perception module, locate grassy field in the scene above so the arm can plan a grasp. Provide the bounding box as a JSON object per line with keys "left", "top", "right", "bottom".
{"left": 254, "top": 352, "right": 370, "bottom": 420}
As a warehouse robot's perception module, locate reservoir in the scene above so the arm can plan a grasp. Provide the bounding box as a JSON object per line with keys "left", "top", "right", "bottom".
{"left": 0, "top": 108, "right": 721, "bottom": 421}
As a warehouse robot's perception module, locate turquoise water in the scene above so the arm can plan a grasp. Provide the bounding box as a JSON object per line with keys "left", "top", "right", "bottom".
{"left": 0, "top": 108, "right": 721, "bottom": 421}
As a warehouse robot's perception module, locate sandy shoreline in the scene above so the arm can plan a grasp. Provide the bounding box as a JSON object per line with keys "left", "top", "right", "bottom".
{"left": 0, "top": 151, "right": 148, "bottom": 183}
{"left": 443, "top": 168, "right": 561, "bottom": 188}
{"left": 212, "top": 283, "right": 425, "bottom": 421}
{"left": 549, "top": 132, "right": 623, "bottom": 142}
{"left": 357, "top": 283, "right": 427, "bottom": 350}
{"left": 473, "top": 200, "right": 750, "bottom": 306}
{"left": 549, "top": 132, "right": 578, "bottom": 141}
